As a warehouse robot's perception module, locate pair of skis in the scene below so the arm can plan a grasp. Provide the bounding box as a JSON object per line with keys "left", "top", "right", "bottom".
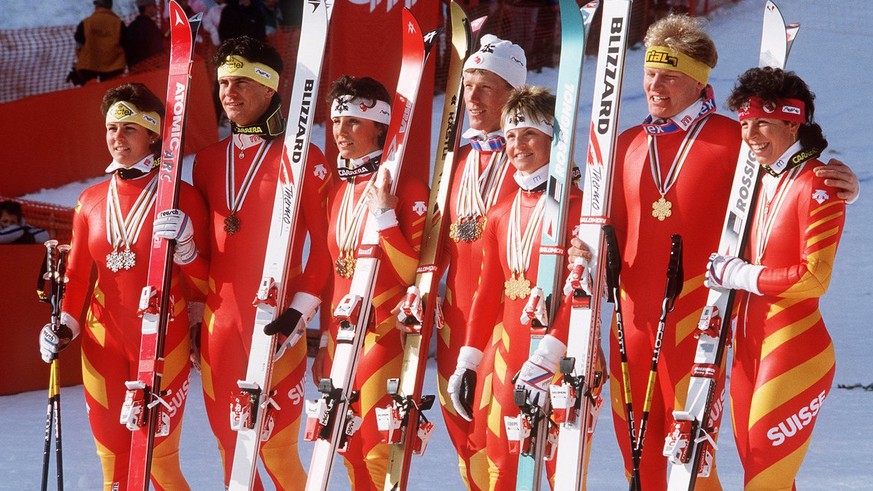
{"left": 508, "top": 1, "right": 599, "bottom": 490}
{"left": 664, "top": 2, "right": 800, "bottom": 488}
{"left": 226, "top": 0, "right": 333, "bottom": 489}
{"left": 377, "top": 3, "right": 485, "bottom": 490}
{"left": 303, "top": 9, "right": 440, "bottom": 491}
{"left": 546, "top": 1, "right": 634, "bottom": 489}
{"left": 123, "top": 3, "right": 202, "bottom": 490}
{"left": 39, "top": 239, "right": 71, "bottom": 491}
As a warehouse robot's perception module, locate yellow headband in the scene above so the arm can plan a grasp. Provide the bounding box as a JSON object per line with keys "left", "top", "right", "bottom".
{"left": 644, "top": 45, "right": 711, "bottom": 85}
{"left": 105, "top": 101, "right": 161, "bottom": 135}
{"left": 217, "top": 55, "right": 280, "bottom": 92}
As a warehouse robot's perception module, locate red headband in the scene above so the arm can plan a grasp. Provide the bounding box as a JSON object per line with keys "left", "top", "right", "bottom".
{"left": 737, "top": 96, "right": 806, "bottom": 123}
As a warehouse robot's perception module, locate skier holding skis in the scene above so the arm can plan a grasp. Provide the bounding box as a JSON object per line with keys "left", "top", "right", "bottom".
{"left": 566, "top": 14, "right": 859, "bottom": 489}
{"left": 37, "top": 82, "right": 208, "bottom": 490}
{"left": 191, "top": 35, "right": 333, "bottom": 489}
{"left": 712, "top": 66, "right": 844, "bottom": 490}
{"left": 311, "top": 74, "right": 429, "bottom": 490}
{"left": 448, "top": 85, "right": 582, "bottom": 489}
{"left": 438, "top": 34, "right": 528, "bottom": 490}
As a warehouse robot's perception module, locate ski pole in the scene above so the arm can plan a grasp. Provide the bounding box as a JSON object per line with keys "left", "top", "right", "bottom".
{"left": 629, "top": 234, "right": 683, "bottom": 490}
{"left": 39, "top": 240, "right": 69, "bottom": 491}
{"left": 602, "top": 224, "right": 644, "bottom": 491}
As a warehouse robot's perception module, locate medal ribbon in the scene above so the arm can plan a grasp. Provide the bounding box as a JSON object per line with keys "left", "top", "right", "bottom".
{"left": 455, "top": 149, "right": 510, "bottom": 220}
{"left": 647, "top": 116, "right": 709, "bottom": 199}
{"left": 225, "top": 137, "right": 273, "bottom": 216}
{"left": 336, "top": 175, "right": 378, "bottom": 259}
{"left": 753, "top": 142, "right": 815, "bottom": 262}
{"left": 105, "top": 173, "right": 159, "bottom": 251}
{"left": 506, "top": 191, "right": 546, "bottom": 277}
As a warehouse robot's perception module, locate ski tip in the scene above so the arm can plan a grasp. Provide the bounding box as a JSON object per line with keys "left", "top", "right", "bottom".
{"left": 470, "top": 15, "right": 487, "bottom": 33}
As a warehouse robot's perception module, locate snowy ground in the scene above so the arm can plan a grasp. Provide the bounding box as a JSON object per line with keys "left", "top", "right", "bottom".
{"left": 4, "top": 0, "right": 872, "bottom": 489}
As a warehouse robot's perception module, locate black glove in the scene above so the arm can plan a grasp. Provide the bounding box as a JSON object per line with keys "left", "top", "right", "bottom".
{"left": 264, "top": 307, "right": 303, "bottom": 336}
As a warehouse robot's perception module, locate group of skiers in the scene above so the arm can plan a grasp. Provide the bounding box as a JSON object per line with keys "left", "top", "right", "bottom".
{"left": 36, "top": 8, "right": 860, "bottom": 491}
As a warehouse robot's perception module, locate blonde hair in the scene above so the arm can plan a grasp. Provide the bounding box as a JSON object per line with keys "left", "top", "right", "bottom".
{"left": 644, "top": 14, "right": 718, "bottom": 68}
{"left": 501, "top": 85, "right": 555, "bottom": 131}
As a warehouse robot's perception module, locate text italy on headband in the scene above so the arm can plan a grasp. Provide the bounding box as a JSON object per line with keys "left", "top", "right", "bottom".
{"left": 644, "top": 45, "right": 712, "bottom": 85}
{"left": 737, "top": 96, "right": 806, "bottom": 124}
{"left": 217, "top": 55, "right": 280, "bottom": 92}
{"left": 503, "top": 109, "right": 554, "bottom": 137}
{"left": 105, "top": 101, "right": 161, "bottom": 135}
{"left": 331, "top": 96, "right": 391, "bottom": 125}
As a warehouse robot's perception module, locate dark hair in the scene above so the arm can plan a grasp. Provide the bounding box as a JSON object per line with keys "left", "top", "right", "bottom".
{"left": 326, "top": 75, "right": 392, "bottom": 146}
{"left": 727, "top": 66, "right": 827, "bottom": 152}
{"left": 213, "top": 35, "right": 283, "bottom": 75}
{"left": 0, "top": 200, "right": 23, "bottom": 221}
{"left": 100, "top": 83, "right": 165, "bottom": 155}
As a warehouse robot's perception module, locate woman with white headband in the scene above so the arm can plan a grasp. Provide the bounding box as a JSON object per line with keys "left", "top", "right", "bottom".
{"left": 37, "top": 82, "right": 208, "bottom": 489}
{"left": 710, "top": 66, "right": 845, "bottom": 490}
{"left": 314, "top": 74, "right": 429, "bottom": 489}
{"left": 447, "top": 85, "right": 582, "bottom": 488}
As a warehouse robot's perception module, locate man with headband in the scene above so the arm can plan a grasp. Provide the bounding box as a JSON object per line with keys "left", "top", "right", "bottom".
{"left": 439, "top": 34, "right": 528, "bottom": 490}
{"left": 566, "top": 14, "right": 860, "bottom": 489}
{"left": 191, "top": 35, "right": 333, "bottom": 489}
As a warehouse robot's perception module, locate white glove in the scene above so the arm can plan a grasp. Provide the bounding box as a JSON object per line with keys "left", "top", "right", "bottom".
{"left": 268, "top": 292, "right": 321, "bottom": 360}
{"left": 447, "top": 346, "right": 483, "bottom": 422}
{"left": 515, "top": 335, "right": 566, "bottom": 408}
{"left": 153, "top": 208, "right": 197, "bottom": 265}
{"left": 705, "top": 253, "right": 763, "bottom": 295}
{"left": 39, "top": 313, "right": 80, "bottom": 363}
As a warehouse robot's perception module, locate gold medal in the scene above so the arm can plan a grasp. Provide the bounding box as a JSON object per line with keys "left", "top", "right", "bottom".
{"left": 504, "top": 274, "right": 531, "bottom": 300}
{"left": 335, "top": 254, "right": 356, "bottom": 279}
{"left": 450, "top": 215, "right": 486, "bottom": 242}
{"left": 652, "top": 196, "right": 672, "bottom": 221}
{"left": 224, "top": 214, "right": 241, "bottom": 235}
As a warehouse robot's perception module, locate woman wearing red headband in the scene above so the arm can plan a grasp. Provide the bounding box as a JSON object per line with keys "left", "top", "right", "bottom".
{"left": 706, "top": 66, "right": 846, "bottom": 489}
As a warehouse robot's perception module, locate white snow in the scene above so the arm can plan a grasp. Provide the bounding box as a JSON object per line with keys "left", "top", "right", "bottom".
{"left": 4, "top": 0, "right": 871, "bottom": 489}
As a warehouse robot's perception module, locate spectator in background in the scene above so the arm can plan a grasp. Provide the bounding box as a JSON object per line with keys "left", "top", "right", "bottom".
{"left": 69, "top": 0, "right": 126, "bottom": 86}
{"left": 202, "top": 0, "right": 227, "bottom": 46}
{"left": 219, "top": 0, "right": 266, "bottom": 42}
{"left": 124, "top": 0, "right": 164, "bottom": 68}
{"left": 0, "top": 200, "right": 50, "bottom": 244}
{"left": 262, "top": 0, "right": 281, "bottom": 36}
{"left": 189, "top": 0, "right": 211, "bottom": 14}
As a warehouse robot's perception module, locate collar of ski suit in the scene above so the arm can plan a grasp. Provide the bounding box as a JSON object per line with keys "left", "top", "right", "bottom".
{"left": 463, "top": 127, "right": 506, "bottom": 152}
{"left": 337, "top": 150, "right": 383, "bottom": 180}
{"left": 642, "top": 85, "right": 717, "bottom": 135}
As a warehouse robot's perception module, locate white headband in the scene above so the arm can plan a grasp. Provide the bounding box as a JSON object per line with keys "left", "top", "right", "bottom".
{"left": 330, "top": 96, "right": 391, "bottom": 125}
{"left": 503, "top": 109, "right": 553, "bottom": 137}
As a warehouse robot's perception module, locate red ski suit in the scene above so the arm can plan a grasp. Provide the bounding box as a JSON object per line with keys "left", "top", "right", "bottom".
{"left": 437, "top": 144, "right": 515, "bottom": 490}
{"left": 609, "top": 113, "right": 740, "bottom": 488}
{"left": 62, "top": 171, "right": 209, "bottom": 490}
{"left": 731, "top": 159, "right": 844, "bottom": 490}
{"left": 192, "top": 135, "right": 332, "bottom": 489}
{"left": 465, "top": 186, "right": 582, "bottom": 490}
{"left": 323, "top": 171, "right": 429, "bottom": 489}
